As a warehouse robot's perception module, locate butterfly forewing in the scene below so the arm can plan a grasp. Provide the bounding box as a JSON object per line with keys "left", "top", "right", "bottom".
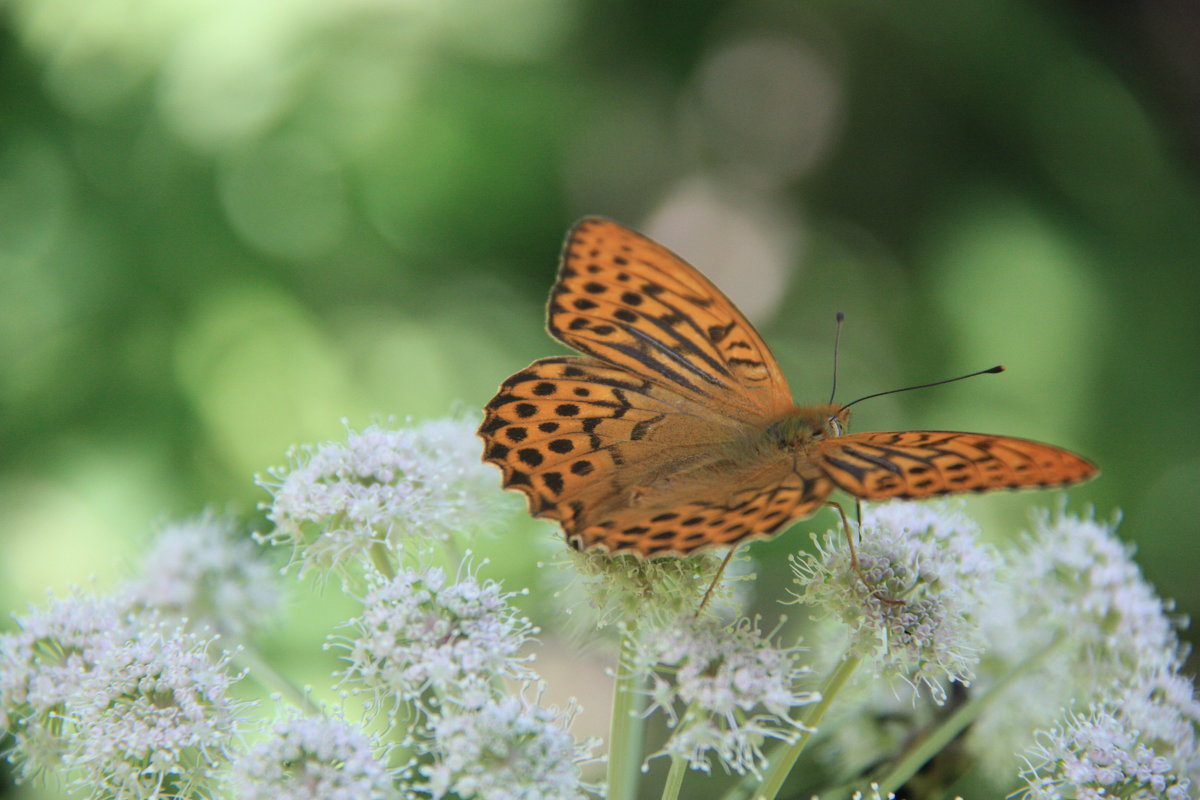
{"left": 815, "top": 431, "right": 1099, "bottom": 501}
{"left": 549, "top": 217, "right": 793, "bottom": 421}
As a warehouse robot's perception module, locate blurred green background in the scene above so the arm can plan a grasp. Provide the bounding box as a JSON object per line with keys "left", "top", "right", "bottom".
{"left": 2, "top": 0, "right": 1199, "bottom": 794}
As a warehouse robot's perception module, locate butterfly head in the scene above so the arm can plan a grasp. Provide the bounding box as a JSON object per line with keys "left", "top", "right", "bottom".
{"left": 764, "top": 404, "right": 850, "bottom": 450}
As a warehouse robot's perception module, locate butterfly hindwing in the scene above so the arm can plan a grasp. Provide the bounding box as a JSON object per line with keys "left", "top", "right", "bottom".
{"left": 815, "top": 431, "right": 1099, "bottom": 501}
{"left": 548, "top": 217, "right": 793, "bottom": 421}
{"left": 480, "top": 354, "right": 841, "bottom": 557}
{"left": 570, "top": 468, "right": 835, "bottom": 558}
{"left": 480, "top": 355, "right": 739, "bottom": 528}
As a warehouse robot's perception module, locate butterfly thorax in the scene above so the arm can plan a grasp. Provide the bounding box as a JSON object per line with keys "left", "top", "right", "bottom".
{"left": 763, "top": 405, "right": 849, "bottom": 451}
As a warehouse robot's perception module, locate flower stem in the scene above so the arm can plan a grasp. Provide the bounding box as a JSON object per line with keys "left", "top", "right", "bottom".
{"left": 235, "top": 643, "right": 321, "bottom": 716}
{"left": 748, "top": 651, "right": 863, "bottom": 800}
{"left": 369, "top": 540, "right": 395, "bottom": 579}
{"left": 659, "top": 702, "right": 701, "bottom": 800}
{"left": 875, "top": 634, "right": 1067, "bottom": 795}
{"left": 607, "top": 624, "right": 647, "bottom": 800}
{"left": 661, "top": 754, "right": 687, "bottom": 800}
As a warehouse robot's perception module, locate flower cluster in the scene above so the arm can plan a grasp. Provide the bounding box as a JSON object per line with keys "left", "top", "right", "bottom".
{"left": 1019, "top": 673, "right": 1197, "bottom": 800}
{"left": 229, "top": 713, "right": 398, "bottom": 800}
{"left": 968, "top": 508, "right": 1196, "bottom": 784}
{"left": 0, "top": 591, "right": 247, "bottom": 799}
{"left": 418, "top": 694, "right": 594, "bottom": 800}
{"left": 128, "top": 510, "right": 282, "bottom": 639}
{"left": 791, "top": 501, "right": 997, "bottom": 703}
{"left": 564, "top": 546, "right": 743, "bottom": 630}
{"left": 640, "top": 617, "right": 816, "bottom": 776}
{"left": 336, "top": 564, "right": 538, "bottom": 716}
{"left": 1013, "top": 508, "right": 1178, "bottom": 671}
{"left": 256, "top": 416, "right": 506, "bottom": 578}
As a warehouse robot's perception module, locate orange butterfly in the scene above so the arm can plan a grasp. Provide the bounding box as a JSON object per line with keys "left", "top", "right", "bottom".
{"left": 479, "top": 218, "right": 1098, "bottom": 559}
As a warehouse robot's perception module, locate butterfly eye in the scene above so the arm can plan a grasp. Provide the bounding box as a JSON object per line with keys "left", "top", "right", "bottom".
{"left": 827, "top": 416, "right": 844, "bottom": 437}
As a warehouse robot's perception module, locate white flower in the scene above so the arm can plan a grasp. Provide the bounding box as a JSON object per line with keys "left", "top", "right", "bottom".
{"left": 968, "top": 507, "right": 1187, "bottom": 782}
{"left": 1018, "top": 670, "right": 1198, "bottom": 800}
{"left": 641, "top": 616, "right": 816, "bottom": 776}
{"left": 0, "top": 589, "right": 133, "bottom": 780}
{"left": 1122, "top": 664, "right": 1200, "bottom": 777}
{"left": 1014, "top": 508, "right": 1177, "bottom": 670}
{"left": 336, "top": 566, "right": 537, "bottom": 717}
{"left": 0, "top": 590, "right": 247, "bottom": 799}
{"left": 791, "top": 501, "right": 996, "bottom": 703}
{"left": 230, "top": 713, "right": 398, "bottom": 800}
{"left": 417, "top": 694, "right": 597, "bottom": 800}
{"left": 563, "top": 546, "right": 742, "bottom": 631}
{"left": 67, "top": 625, "right": 246, "bottom": 799}
{"left": 257, "top": 417, "right": 505, "bottom": 578}
{"left": 128, "top": 510, "right": 282, "bottom": 639}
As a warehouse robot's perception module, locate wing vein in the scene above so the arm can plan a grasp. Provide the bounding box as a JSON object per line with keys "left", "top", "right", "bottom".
{"left": 839, "top": 445, "right": 905, "bottom": 474}
{"left": 622, "top": 322, "right": 730, "bottom": 388}
{"left": 641, "top": 295, "right": 736, "bottom": 379}
{"left": 597, "top": 338, "right": 712, "bottom": 395}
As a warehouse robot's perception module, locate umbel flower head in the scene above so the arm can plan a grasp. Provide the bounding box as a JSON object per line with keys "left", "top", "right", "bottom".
{"left": 640, "top": 616, "right": 817, "bottom": 776}
{"left": 1018, "top": 664, "right": 1199, "bottom": 800}
{"left": 1011, "top": 507, "right": 1178, "bottom": 671}
{"left": 416, "top": 693, "right": 597, "bottom": 800}
{"left": 969, "top": 507, "right": 1198, "bottom": 785}
{"left": 127, "top": 510, "right": 282, "bottom": 639}
{"left": 229, "top": 713, "right": 398, "bottom": 800}
{"left": 0, "top": 590, "right": 247, "bottom": 799}
{"left": 257, "top": 416, "right": 506, "bottom": 579}
{"left": 335, "top": 564, "right": 538, "bottom": 718}
{"left": 791, "top": 501, "right": 997, "bottom": 703}
{"left": 563, "top": 546, "right": 741, "bottom": 630}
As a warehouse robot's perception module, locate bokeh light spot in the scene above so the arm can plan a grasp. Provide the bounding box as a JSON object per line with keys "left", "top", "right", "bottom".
{"left": 921, "top": 191, "right": 1107, "bottom": 439}
{"left": 0, "top": 444, "right": 173, "bottom": 601}
{"left": 645, "top": 178, "right": 801, "bottom": 323}
{"left": 174, "top": 284, "right": 352, "bottom": 477}
{"left": 158, "top": 7, "right": 297, "bottom": 151}
{"left": 1029, "top": 56, "right": 1171, "bottom": 223}
{"left": 693, "top": 36, "right": 841, "bottom": 180}
{"left": 218, "top": 136, "right": 349, "bottom": 262}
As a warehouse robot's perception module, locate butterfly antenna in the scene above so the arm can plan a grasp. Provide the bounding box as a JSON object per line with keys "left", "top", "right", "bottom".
{"left": 828, "top": 311, "right": 845, "bottom": 405}
{"left": 840, "top": 365, "right": 1005, "bottom": 411}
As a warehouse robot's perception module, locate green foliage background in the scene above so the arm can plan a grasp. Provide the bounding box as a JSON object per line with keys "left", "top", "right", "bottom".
{"left": 1, "top": 0, "right": 1198, "bottom": 795}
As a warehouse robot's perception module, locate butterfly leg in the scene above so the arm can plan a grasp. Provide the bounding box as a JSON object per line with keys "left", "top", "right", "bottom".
{"left": 697, "top": 547, "right": 738, "bottom": 614}
{"left": 825, "top": 501, "right": 858, "bottom": 569}
{"left": 825, "top": 501, "right": 902, "bottom": 606}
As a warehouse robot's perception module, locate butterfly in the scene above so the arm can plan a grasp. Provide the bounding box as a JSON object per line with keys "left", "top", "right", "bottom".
{"left": 479, "top": 217, "right": 1098, "bottom": 559}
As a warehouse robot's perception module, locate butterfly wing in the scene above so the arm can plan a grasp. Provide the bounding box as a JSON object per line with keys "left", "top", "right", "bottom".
{"left": 569, "top": 468, "right": 834, "bottom": 558}
{"left": 548, "top": 217, "right": 794, "bottom": 422}
{"left": 480, "top": 355, "right": 834, "bottom": 557}
{"left": 814, "top": 431, "right": 1099, "bottom": 500}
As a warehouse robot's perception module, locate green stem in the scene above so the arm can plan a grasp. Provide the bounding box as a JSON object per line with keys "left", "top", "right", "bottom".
{"left": 876, "top": 634, "right": 1068, "bottom": 795}
{"left": 659, "top": 702, "right": 701, "bottom": 800}
{"left": 369, "top": 540, "right": 395, "bottom": 579}
{"left": 661, "top": 754, "right": 687, "bottom": 800}
{"left": 235, "top": 642, "right": 321, "bottom": 716}
{"left": 607, "top": 625, "right": 647, "bottom": 800}
{"left": 750, "top": 652, "right": 864, "bottom": 800}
